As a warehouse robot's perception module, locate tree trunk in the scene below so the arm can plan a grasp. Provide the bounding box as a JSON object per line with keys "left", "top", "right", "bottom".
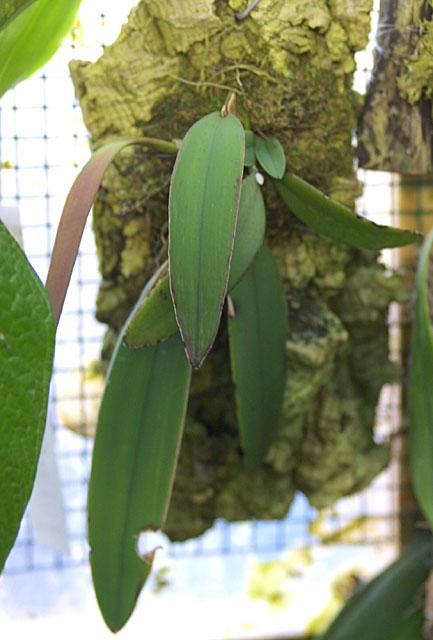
{"left": 358, "top": 0, "right": 433, "bottom": 174}
{"left": 358, "top": 1, "right": 433, "bottom": 549}
{"left": 69, "top": 0, "right": 401, "bottom": 541}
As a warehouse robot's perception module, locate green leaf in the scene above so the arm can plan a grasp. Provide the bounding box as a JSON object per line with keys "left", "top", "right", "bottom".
{"left": 46, "top": 136, "right": 177, "bottom": 324}
{"left": 408, "top": 228, "right": 433, "bottom": 530}
{"left": 89, "top": 331, "right": 191, "bottom": 632}
{"left": 320, "top": 532, "right": 432, "bottom": 640}
{"left": 0, "top": 0, "right": 82, "bottom": 98}
{"left": 393, "top": 610, "right": 424, "bottom": 640}
{"left": 275, "top": 174, "right": 422, "bottom": 250}
{"left": 0, "top": 0, "right": 37, "bottom": 31}
{"left": 228, "top": 245, "right": 287, "bottom": 471}
{"left": 230, "top": 174, "right": 266, "bottom": 284}
{"left": 125, "top": 174, "right": 265, "bottom": 349}
{"left": 45, "top": 138, "right": 139, "bottom": 323}
{"left": 0, "top": 220, "right": 55, "bottom": 572}
{"left": 255, "top": 135, "right": 286, "bottom": 179}
{"left": 244, "top": 130, "right": 256, "bottom": 167}
{"left": 124, "top": 269, "right": 175, "bottom": 349}
{"left": 169, "top": 111, "right": 245, "bottom": 368}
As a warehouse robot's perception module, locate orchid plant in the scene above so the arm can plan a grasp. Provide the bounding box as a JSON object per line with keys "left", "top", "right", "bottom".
{"left": 0, "top": 2, "right": 432, "bottom": 636}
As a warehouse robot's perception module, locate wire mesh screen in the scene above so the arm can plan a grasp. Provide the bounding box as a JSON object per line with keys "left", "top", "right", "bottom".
{"left": 0, "top": 1, "right": 425, "bottom": 638}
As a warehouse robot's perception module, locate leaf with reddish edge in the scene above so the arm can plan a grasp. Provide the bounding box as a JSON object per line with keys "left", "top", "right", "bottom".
{"left": 124, "top": 174, "right": 266, "bottom": 349}
{"left": 45, "top": 137, "right": 177, "bottom": 324}
{"left": 169, "top": 111, "right": 245, "bottom": 368}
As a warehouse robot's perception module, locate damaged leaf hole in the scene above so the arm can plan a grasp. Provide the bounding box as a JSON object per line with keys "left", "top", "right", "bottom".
{"left": 135, "top": 528, "right": 164, "bottom": 566}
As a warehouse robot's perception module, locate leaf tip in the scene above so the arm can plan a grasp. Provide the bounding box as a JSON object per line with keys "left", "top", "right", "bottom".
{"left": 188, "top": 348, "right": 207, "bottom": 370}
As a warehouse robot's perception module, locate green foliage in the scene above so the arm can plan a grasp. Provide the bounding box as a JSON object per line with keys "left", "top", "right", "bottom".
{"left": 408, "top": 228, "right": 433, "bottom": 530}
{"left": 0, "top": 221, "right": 55, "bottom": 572}
{"left": 89, "top": 331, "right": 190, "bottom": 631}
{"left": 229, "top": 174, "right": 267, "bottom": 287}
{"left": 169, "top": 111, "right": 245, "bottom": 368}
{"left": 0, "top": 0, "right": 37, "bottom": 31}
{"left": 275, "top": 174, "right": 421, "bottom": 250}
{"left": 0, "top": 101, "right": 423, "bottom": 631}
{"left": 244, "top": 130, "right": 256, "bottom": 167}
{"left": 393, "top": 610, "right": 425, "bottom": 640}
{"left": 255, "top": 135, "right": 286, "bottom": 179}
{"left": 124, "top": 174, "right": 266, "bottom": 349}
{"left": 84, "top": 118, "right": 419, "bottom": 629}
{"left": 320, "top": 532, "right": 432, "bottom": 640}
{"left": 0, "top": 0, "right": 82, "bottom": 98}
{"left": 228, "top": 245, "right": 287, "bottom": 471}
{"left": 124, "top": 270, "right": 176, "bottom": 349}
{"left": 46, "top": 138, "right": 143, "bottom": 323}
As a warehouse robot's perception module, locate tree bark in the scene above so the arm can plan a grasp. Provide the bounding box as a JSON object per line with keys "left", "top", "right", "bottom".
{"left": 358, "top": 1, "right": 433, "bottom": 553}
{"left": 70, "top": 0, "right": 401, "bottom": 540}
{"left": 358, "top": 0, "right": 433, "bottom": 174}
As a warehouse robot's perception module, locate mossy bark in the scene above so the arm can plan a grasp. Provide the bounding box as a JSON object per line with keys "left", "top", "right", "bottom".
{"left": 359, "top": 0, "right": 433, "bottom": 174}
{"left": 70, "top": 0, "right": 402, "bottom": 541}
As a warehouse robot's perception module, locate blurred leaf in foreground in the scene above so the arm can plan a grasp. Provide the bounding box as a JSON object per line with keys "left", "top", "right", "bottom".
{"left": 408, "top": 228, "right": 433, "bottom": 530}
{"left": 0, "top": 220, "right": 55, "bottom": 572}
{"left": 0, "top": 0, "right": 82, "bottom": 98}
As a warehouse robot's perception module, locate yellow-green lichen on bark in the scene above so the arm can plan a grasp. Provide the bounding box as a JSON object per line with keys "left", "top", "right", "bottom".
{"left": 358, "top": 0, "right": 433, "bottom": 173}
{"left": 398, "top": 18, "right": 433, "bottom": 104}
{"left": 70, "top": 0, "right": 402, "bottom": 540}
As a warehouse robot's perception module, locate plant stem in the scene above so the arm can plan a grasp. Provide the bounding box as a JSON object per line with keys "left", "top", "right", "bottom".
{"left": 134, "top": 136, "right": 179, "bottom": 154}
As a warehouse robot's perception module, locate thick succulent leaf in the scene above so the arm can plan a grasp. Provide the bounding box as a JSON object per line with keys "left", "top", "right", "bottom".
{"left": 0, "top": 0, "right": 82, "bottom": 97}
{"left": 408, "top": 228, "right": 433, "bottom": 530}
{"left": 125, "top": 174, "right": 265, "bottom": 349}
{"left": 244, "top": 130, "right": 256, "bottom": 167}
{"left": 320, "top": 531, "right": 432, "bottom": 640}
{"left": 275, "top": 174, "right": 421, "bottom": 249}
{"left": 228, "top": 245, "right": 287, "bottom": 471}
{"left": 45, "top": 139, "right": 139, "bottom": 324}
{"left": 0, "top": 220, "right": 55, "bottom": 572}
{"left": 255, "top": 135, "right": 286, "bottom": 179}
{"left": 89, "top": 331, "right": 191, "bottom": 632}
{"left": 0, "top": 0, "right": 37, "bottom": 31}
{"left": 169, "top": 111, "right": 245, "bottom": 368}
